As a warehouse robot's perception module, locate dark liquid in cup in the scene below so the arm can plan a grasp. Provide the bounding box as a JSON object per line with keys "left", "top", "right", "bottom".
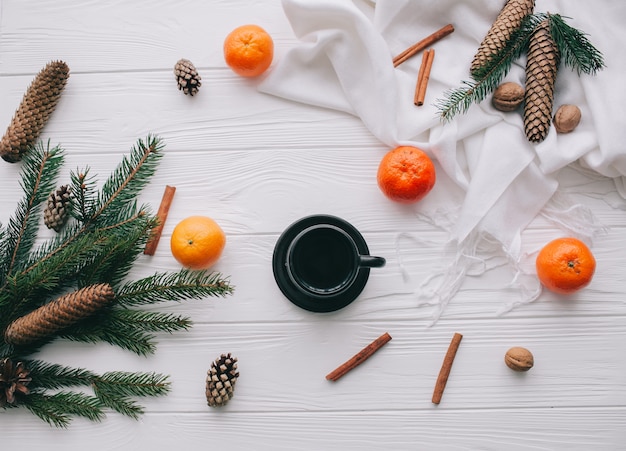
{"left": 291, "top": 227, "right": 355, "bottom": 293}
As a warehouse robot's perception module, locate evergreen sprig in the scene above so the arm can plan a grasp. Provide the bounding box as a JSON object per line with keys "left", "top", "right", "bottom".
{"left": 0, "top": 136, "right": 234, "bottom": 426}
{"left": 116, "top": 269, "right": 234, "bottom": 306}
{"left": 547, "top": 14, "right": 605, "bottom": 75}
{"left": 0, "top": 141, "right": 64, "bottom": 283}
{"left": 436, "top": 13, "right": 605, "bottom": 122}
{"left": 436, "top": 14, "right": 541, "bottom": 122}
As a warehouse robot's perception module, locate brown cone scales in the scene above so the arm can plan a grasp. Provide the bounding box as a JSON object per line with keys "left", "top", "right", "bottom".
{"left": 0, "top": 358, "right": 31, "bottom": 406}
{"left": 174, "top": 58, "right": 202, "bottom": 96}
{"left": 471, "top": 0, "right": 535, "bottom": 76}
{"left": 4, "top": 283, "right": 115, "bottom": 347}
{"left": 0, "top": 61, "right": 69, "bottom": 163}
{"left": 206, "top": 353, "right": 239, "bottom": 407}
{"left": 44, "top": 184, "right": 71, "bottom": 232}
{"left": 524, "top": 19, "right": 560, "bottom": 143}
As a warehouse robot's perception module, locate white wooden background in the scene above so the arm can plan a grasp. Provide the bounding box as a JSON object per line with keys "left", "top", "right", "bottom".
{"left": 1, "top": 1, "right": 625, "bottom": 449}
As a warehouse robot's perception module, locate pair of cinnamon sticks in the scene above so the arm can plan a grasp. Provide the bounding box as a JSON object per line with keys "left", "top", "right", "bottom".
{"left": 325, "top": 331, "right": 463, "bottom": 405}
{"left": 392, "top": 23, "right": 454, "bottom": 107}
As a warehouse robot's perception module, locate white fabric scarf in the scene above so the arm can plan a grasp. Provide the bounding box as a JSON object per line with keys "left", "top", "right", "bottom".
{"left": 259, "top": 0, "right": 626, "bottom": 322}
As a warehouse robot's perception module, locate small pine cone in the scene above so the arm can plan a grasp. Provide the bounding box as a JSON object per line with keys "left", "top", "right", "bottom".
{"left": 470, "top": 0, "right": 535, "bottom": 76}
{"left": 4, "top": 283, "right": 115, "bottom": 347}
{"left": 0, "top": 358, "right": 32, "bottom": 406}
{"left": 0, "top": 61, "right": 70, "bottom": 163}
{"left": 43, "top": 184, "right": 71, "bottom": 232}
{"left": 206, "top": 353, "right": 239, "bottom": 407}
{"left": 524, "top": 19, "right": 560, "bottom": 143}
{"left": 174, "top": 58, "right": 202, "bottom": 96}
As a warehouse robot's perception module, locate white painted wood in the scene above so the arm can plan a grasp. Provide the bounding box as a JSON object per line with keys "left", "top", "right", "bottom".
{"left": 1, "top": 0, "right": 625, "bottom": 449}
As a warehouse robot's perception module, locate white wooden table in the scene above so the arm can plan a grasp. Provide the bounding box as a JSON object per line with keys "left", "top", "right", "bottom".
{"left": 1, "top": 1, "right": 625, "bottom": 449}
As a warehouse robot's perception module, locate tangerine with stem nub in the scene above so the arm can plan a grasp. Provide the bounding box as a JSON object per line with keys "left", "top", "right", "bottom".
{"left": 170, "top": 216, "right": 226, "bottom": 270}
{"left": 535, "top": 237, "right": 596, "bottom": 294}
{"left": 377, "top": 145, "right": 436, "bottom": 204}
{"left": 224, "top": 24, "right": 274, "bottom": 78}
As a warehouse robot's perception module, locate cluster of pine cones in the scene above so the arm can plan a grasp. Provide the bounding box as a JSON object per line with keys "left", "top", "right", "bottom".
{"left": 472, "top": 0, "right": 559, "bottom": 143}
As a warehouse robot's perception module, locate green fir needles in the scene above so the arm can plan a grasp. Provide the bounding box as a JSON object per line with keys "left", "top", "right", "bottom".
{"left": 0, "top": 135, "right": 233, "bottom": 426}
{"left": 436, "top": 13, "right": 604, "bottom": 122}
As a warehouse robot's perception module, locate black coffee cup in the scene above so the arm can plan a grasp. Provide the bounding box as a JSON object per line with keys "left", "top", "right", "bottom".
{"left": 272, "top": 215, "right": 386, "bottom": 312}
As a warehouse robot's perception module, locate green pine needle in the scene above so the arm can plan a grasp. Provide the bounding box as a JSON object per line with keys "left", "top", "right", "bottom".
{"left": 116, "top": 269, "right": 234, "bottom": 306}
{"left": 92, "top": 372, "right": 170, "bottom": 419}
{"left": 23, "top": 392, "right": 104, "bottom": 427}
{"left": 26, "top": 360, "right": 96, "bottom": 389}
{"left": 0, "top": 142, "right": 64, "bottom": 283}
{"left": 548, "top": 14, "right": 605, "bottom": 75}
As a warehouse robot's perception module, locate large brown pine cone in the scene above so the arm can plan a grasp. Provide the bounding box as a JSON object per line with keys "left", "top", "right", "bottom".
{"left": 470, "top": 0, "right": 535, "bottom": 76}
{"left": 4, "top": 283, "right": 115, "bottom": 347}
{"left": 0, "top": 61, "right": 70, "bottom": 163}
{"left": 524, "top": 19, "right": 560, "bottom": 143}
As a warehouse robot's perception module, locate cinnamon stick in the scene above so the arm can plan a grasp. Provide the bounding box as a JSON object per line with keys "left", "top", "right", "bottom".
{"left": 326, "top": 332, "right": 392, "bottom": 381}
{"left": 414, "top": 49, "right": 435, "bottom": 106}
{"left": 432, "top": 332, "right": 463, "bottom": 404}
{"left": 144, "top": 185, "right": 176, "bottom": 256}
{"left": 393, "top": 24, "right": 454, "bottom": 67}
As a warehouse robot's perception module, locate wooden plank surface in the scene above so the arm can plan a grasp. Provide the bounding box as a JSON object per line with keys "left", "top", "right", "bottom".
{"left": 1, "top": 0, "right": 625, "bottom": 449}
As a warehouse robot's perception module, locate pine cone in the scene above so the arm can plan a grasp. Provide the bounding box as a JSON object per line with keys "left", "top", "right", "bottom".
{"left": 524, "top": 19, "right": 560, "bottom": 143}
{"left": 0, "top": 358, "right": 32, "bottom": 406}
{"left": 174, "top": 58, "right": 202, "bottom": 96}
{"left": 206, "top": 353, "right": 239, "bottom": 407}
{"left": 0, "top": 61, "right": 70, "bottom": 163}
{"left": 470, "top": 0, "right": 535, "bottom": 76}
{"left": 43, "top": 184, "right": 71, "bottom": 232}
{"left": 4, "top": 283, "right": 115, "bottom": 347}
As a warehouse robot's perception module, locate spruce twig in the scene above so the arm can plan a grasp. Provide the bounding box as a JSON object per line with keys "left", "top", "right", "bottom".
{"left": 547, "top": 14, "right": 605, "bottom": 74}
{"left": 116, "top": 269, "right": 234, "bottom": 306}
{"left": 92, "top": 372, "right": 170, "bottom": 419}
{"left": 437, "top": 14, "right": 540, "bottom": 122}
{"left": 0, "top": 142, "right": 64, "bottom": 284}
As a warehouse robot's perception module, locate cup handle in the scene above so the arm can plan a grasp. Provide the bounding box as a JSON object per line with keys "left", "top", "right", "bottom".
{"left": 358, "top": 255, "right": 386, "bottom": 268}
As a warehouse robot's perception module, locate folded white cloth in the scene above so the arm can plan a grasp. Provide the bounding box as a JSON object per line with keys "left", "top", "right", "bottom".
{"left": 259, "top": 0, "right": 626, "bottom": 320}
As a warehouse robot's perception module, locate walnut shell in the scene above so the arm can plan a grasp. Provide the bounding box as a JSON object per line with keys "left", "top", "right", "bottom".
{"left": 504, "top": 347, "right": 534, "bottom": 372}
{"left": 492, "top": 82, "right": 525, "bottom": 112}
{"left": 554, "top": 104, "right": 581, "bottom": 134}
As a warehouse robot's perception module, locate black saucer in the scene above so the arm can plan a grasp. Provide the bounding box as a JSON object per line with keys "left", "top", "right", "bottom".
{"left": 272, "top": 215, "right": 372, "bottom": 313}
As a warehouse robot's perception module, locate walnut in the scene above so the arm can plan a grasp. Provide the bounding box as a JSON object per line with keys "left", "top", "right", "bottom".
{"left": 504, "top": 347, "right": 534, "bottom": 372}
{"left": 492, "top": 82, "right": 525, "bottom": 112}
{"left": 553, "top": 104, "right": 581, "bottom": 134}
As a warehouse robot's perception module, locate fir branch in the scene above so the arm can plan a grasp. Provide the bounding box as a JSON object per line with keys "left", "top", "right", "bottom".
{"left": 26, "top": 360, "right": 96, "bottom": 389}
{"left": 436, "top": 14, "right": 541, "bottom": 122}
{"left": 95, "top": 371, "right": 170, "bottom": 398}
{"left": 78, "top": 209, "right": 156, "bottom": 287}
{"left": 548, "top": 14, "right": 605, "bottom": 75}
{"left": 90, "top": 135, "right": 163, "bottom": 228}
{"left": 60, "top": 307, "right": 190, "bottom": 355}
{"left": 116, "top": 269, "right": 234, "bottom": 307}
{"left": 21, "top": 392, "right": 73, "bottom": 427}
{"left": 109, "top": 309, "right": 192, "bottom": 333}
{"left": 62, "top": 313, "right": 158, "bottom": 356}
{"left": 10, "top": 136, "right": 163, "bottom": 288}
{"left": 22, "top": 391, "right": 104, "bottom": 427}
{"left": 92, "top": 371, "right": 169, "bottom": 419}
{"left": 0, "top": 142, "right": 64, "bottom": 284}
{"left": 69, "top": 168, "right": 98, "bottom": 224}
